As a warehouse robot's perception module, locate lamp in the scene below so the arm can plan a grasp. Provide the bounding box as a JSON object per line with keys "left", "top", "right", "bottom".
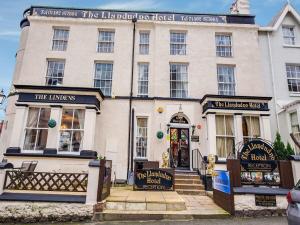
{"left": 192, "top": 125, "right": 196, "bottom": 135}
{"left": 0, "top": 89, "right": 6, "bottom": 105}
{"left": 177, "top": 104, "right": 184, "bottom": 121}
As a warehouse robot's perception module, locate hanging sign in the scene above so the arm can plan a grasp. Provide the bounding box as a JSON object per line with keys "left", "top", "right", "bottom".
{"left": 134, "top": 169, "right": 174, "bottom": 191}
{"left": 240, "top": 139, "right": 280, "bottom": 186}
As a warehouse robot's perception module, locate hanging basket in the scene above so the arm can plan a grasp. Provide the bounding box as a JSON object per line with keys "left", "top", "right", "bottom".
{"left": 48, "top": 119, "right": 57, "bottom": 128}
{"left": 156, "top": 131, "right": 164, "bottom": 139}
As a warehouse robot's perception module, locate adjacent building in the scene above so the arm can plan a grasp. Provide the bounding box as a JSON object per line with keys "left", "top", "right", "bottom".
{"left": 0, "top": 0, "right": 275, "bottom": 180}
{"left": 259, "top": 3, "right": 300, "bottom": 154}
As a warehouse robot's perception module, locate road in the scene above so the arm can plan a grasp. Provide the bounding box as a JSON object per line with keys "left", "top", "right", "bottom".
{"left": 32, "top": 217, "right": 287, "bottom": 225}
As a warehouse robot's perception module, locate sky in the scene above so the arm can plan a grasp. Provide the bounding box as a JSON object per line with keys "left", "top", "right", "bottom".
{"left": 0, "top": 0, "right": 300, "bottom": 119}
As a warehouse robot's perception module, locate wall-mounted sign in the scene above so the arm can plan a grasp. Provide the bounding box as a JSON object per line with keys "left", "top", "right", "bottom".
{"left": 213, "top": 170, "right": 231, "bottom": 194}
{"left": 18, "top": 93, "right": 100, "bottom": 110}
{"left": 134, "top": 169, "right": 174, "bottom": 191}
{"left": 203, "top": 101, "right": 269, "bottom": 113}
{"left": 255, "top": 194, "right": 277, "bottom": 207}
{"left": 191, "top": 135, "right": 200, "bottom": 142}
{"left": 170, "top": 116, "right": 189, "bottom": 124}
{"left": 240, "top": 139, "right": 280, "bottom": 186}
{"left": 32, "top": 7, "right": 228, "bottom": 24}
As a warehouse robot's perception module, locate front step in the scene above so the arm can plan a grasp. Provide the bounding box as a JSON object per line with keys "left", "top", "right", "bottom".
{"left": 174, "top": 171, "right": 205, "bottom": 195}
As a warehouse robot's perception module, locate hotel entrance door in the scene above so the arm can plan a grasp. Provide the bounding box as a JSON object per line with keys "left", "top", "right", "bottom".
{"left": 170, "top": 128, "right": 190, "bottom": 169}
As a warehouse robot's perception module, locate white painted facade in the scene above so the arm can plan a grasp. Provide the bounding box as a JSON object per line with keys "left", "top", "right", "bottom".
{"left": 259, "top": 4, "right": 300, "bottom": 154}
{"left": 0, "top": 4, "right": 273, "bottom": 180}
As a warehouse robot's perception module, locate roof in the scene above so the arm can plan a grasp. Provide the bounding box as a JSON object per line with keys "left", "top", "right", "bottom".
{"left": 259, "top": 3, "right": 300, "bottom": 32}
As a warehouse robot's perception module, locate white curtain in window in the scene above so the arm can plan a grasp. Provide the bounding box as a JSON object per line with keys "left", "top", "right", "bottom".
{"left": 251, "top": 117, "right": 260, "bottom": 137}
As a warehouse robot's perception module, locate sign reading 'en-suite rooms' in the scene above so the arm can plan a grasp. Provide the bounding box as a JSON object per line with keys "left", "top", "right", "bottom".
{"left": 18, "top": 93, "right": 100, "bottom": 110}
{"left": 203, "top": 100, "right": 269, "bottom": 113}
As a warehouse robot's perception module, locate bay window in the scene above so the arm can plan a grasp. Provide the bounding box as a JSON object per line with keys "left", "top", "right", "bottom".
{"left": 216, "top": 115, "right": 235, "bottom": 158}
{"left": 23, "top": 107, "right": 51, "bottom": 151}
{"left": 59, "top": 109, "right": 85, "bottom": 152}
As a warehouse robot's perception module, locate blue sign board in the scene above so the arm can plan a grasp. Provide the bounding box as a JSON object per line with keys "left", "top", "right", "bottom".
{"left": 213, "top": 170, "right": 231, "bottom": 194}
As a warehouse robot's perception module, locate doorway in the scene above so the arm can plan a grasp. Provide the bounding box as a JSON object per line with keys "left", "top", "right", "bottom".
{"left": 170, "top": 128, "right": 190, "bottom": 169}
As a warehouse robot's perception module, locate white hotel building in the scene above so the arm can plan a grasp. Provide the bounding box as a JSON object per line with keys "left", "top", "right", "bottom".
{"left": 0, "top": 1, "right": 274, "bottom": 180}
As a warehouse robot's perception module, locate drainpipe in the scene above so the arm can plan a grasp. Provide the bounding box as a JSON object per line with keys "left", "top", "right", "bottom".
{"left": 127, "top": 18, "right": 137, "bottom": 180}
{"left": 267, "top": 31, "right": 280, "bottom": 132}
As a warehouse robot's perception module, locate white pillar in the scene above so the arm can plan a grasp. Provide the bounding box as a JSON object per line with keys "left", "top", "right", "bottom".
{"left": 235, "top": 114, "right": 244, "bottom": 144}
{"left": 261, "top": 115, "right": 272, "bottom": 142}
{"left": 9, "top": 105, "right": 28, "bottom": 148}
{"left": 207, "top": 113, "right": 216, "bottom": 155}
{"left": 46, "top": 106, "right": 62, "bottom": 149}
{"left": 0, "top": 169, "right": 6, "bottom": 195}
{"left": 83, "top": 108, "right": 97, "bottom": 150}
{"left": 86, "top": 162, "right": 100, "bottom": 204}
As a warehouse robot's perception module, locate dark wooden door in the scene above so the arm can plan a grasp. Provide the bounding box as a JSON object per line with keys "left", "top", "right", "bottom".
{"left": 170, "top": 128, "right": 190, "bottom": 168}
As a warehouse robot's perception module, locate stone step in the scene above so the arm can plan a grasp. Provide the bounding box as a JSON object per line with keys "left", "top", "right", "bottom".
{"left": 175, "top": 174, "right": 200, "bottom": 180}
{"left": 175, "top": 184, "right": 204, "bottom": 190}
{"left": 176, "top": 189, "right": 207, "bottom": 195}
{"left": 175, "top": 179, "right": 202, "bottom": 185}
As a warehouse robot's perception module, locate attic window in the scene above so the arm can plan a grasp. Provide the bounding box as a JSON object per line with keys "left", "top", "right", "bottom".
{"left": 282, "top": 26, "right": 296, "bottom": 45}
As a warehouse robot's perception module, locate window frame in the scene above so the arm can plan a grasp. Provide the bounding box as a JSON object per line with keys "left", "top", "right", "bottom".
{"left": 23, "top": 107, "right": 51, "bottom": 152}
{"left": 58, "top": 108, "right": 85, "bottom": 154}
{"left": 52, "top": 28, "right": 69, "bottom": 51}
{"left": 215, "top": 115, "right": 235, "bottom": 158}
{"left": 170, "top": 31, "right": 187, "bottom": 55}
{"left": 286, "top": 64, "right": 300, "bottom": 93}
{"left": 170, "top": 63, "right": 189, "bottom": 98}
{"left": 94, "top": 62, "right": 114, "bottom": 96}
{"left": 215, "top": 33, "right": 233, "bottom": 57}
{"left": 45, "top": 59, "right": 65, "bottom": 86}
{"left": 135, "top": 117, "right": 148, "bottom": 159}
{"left": 97, "top": 30, "right": 115, "bottom": 53}
{"left": 137, "top": 63, "right": 149, "bottom": 97}
{"left": 217, "top": 64, "right": 236, "bottom": 96}
{"left": 282, "top": 25, "right": 296, "bottom": 45}
{"left": 139, "top": 31, "right": 150, "bottom": 55}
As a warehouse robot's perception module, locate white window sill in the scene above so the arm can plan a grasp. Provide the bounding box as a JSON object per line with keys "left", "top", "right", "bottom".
{"left": 289, "top": 93, "right": 300, "bottom": 97}
{"left": 283, "top": 44, "right": 300, "bottom": 49}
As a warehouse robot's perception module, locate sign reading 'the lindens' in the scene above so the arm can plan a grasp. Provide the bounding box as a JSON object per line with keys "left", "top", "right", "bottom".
{"left": 32, "top": 7, "right": 227, "bottom": 24}
{"left": 134, "top": 169, "right": 174, "bottom": 191}
{"left": 203, "top": 101, "right": 269, "bottom": 113}
{"left": 18, "top": 93, "right": 100, "bottom": 110}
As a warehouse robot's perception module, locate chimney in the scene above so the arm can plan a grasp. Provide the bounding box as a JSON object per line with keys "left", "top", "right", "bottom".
{"left": 230, "top": 0, "right": 250, "bottom": 15}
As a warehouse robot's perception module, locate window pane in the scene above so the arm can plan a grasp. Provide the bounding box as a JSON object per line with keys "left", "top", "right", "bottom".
{"left": 61, "top": 109, "right": 73, "bottom": 129}
{"left": 216, "top": 115, "right": 225, "bottom": 135}
{"left": 98, "top": 31, "right": 115, "bottom": 53}
{"left": 26, "top": 108, "right": 39, "bottom": 128}
{"left": 71, "top": 131, "right": 83, "bottom": 152}
{"left": 94, "top": 63, "right": 113, "bottom": 96}
{"left": 251, "top": 117, "right": 260, "bottom": 137}
{"left": 35, "top": 129, "right": 48, "bottom": 150}
{"left": 23, "top": 129, "right": 37, "bottom": 150}
{"left": 38, "top": 108, "right": 51, "bottom": 128}
{"left": 217, "top": 65, "right": 235, "bottom": 96}
{"left": 225, "top": 115, "right": 234, "bottom": 135}
{"left": 217, "top": 137, "right": 226, "bottom": 158}
{"left": 138, "top": 63, "right": 149, "bottom": 96}
{"left": 46, "top": 61, "right": 65, "bottom": 86}
{"left": 59, "top": 130, "right": 72, "bottom": 151}
{"left": 170, "top": 64, "right": 188, "bottom": 98}
{"left": 242, "top": 116, "right": 250, "bottom": 137}
{"left": 170, "top": 32, "right": 186, "bottom": 55}
{"left": 73, "top": 109, "right": 85, "bottom": 129}
{"left": 216, "top": 34, "right": 232, "bottom": 57}
{"left": 52, "top": 29, "right": 69, "bottom": 51}
{"left": 136, "top": 118, "right": 148, "bottom": 158}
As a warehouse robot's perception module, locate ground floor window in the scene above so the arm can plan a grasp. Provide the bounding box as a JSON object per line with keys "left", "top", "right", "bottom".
{"left": 23, "top": 107, "right": 51, "bottom": 150}
{"left": 216, "top": 115, "right": 235, "bottom": 158}
{"left": 290, "top": 112, "right": 300, "bottom": 133}
{"left": 242, "top": 116, "right": 261, "bottom": 143}
{"left": 59, "top": 109, "right": 85, "bottom": 152}
{"left": 136, "top": 117, "right": 148, "bottom": 158}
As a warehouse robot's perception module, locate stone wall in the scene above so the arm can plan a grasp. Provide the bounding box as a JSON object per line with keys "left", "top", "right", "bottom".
{"left": 234, "top": 194, "right": 287, "bottom": 217}
{"left": 0, "top": 202, "right": 93, "bottom": 223}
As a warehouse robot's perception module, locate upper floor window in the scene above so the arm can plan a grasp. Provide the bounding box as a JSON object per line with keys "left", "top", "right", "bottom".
{"left": 138, "top": 63, "right": 149, "bottom": 97}
{"left": 23, "top": 107, "right": 51, "bottom": 151}
{"left": 216, "top": 115, "right": 235, "bottom": 158}
{"left": 52, "top": 28, "right": 69, "bottom": 51}
{"left": 59, "top": 109, "right": 85, "bottom": 153}
{"left": 286, "top": 64, "right": 300, "bottom": 93}
{"left": 216, "top": 34, "right": 232, "bottom": 57}
{"left": 170, "top": 32, "right": 186, "bottom": 55}
{"left": 136, "top": 117, "right": 148, "bottom": 158}
{"left": 139, "top": 32, "right": 150, "bottom": 55}
{"left": 282, "top": 26, "right": 296, "bottom": 45}
{"left": 290, "top": 112, "right": 300, "bottom": 134}
{"left": 217, "top": 65, "right": 236, "bottom": 96}
{"left": 170, "top": 63, "right": 188, "bottom": 98}
{"left": 98, "top": 30, "right": 115, "bottom": 53}
{"left": 94, "top": 63, "right": 113, "bottom": 96}
{"left": 242, "top": 116, "right": 260, "bottom": 143}
{"left": 46, "top": 60, "right": 65, "bottom": 86}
